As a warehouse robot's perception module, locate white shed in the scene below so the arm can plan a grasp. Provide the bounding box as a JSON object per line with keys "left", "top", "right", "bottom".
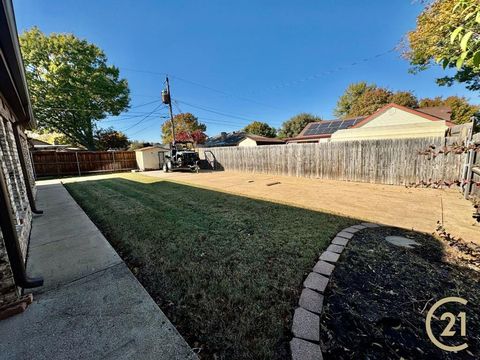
{"left": 135, "top": 146, "right": 169, "bottom": 171}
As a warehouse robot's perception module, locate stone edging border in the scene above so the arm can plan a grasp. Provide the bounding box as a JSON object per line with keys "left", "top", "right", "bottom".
{"left": 290, "top": 222, "right": 381, "bottom": 360}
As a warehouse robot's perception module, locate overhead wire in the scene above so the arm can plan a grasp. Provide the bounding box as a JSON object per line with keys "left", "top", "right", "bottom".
{"left": 121, "top": 46, "right": 395, "bottom": 106}
{"left": 33, "top": 99, "right": 162, "bottom": 114}
{"left": 121, "top": 103, "right": 167, "bottom": 131}
{"left": 251, "top": 47, "right": 396, "bottom": 94}
{"left": 121, "top": 67, "right": 280, "bottom": 111}
{"left": 174, "top": 99, "right": 254, "bottom": 122}
{"left": 101, "top": 110, "right": 168, "bottom": 122}
{"left": 129, "top": 115, "right": 170, "bottom": 136}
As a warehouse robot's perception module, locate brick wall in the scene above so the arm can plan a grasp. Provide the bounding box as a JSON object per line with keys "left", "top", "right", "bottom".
{"left": 19, "top": 134, "right": 36, "bottom": 198}
{"left": 0, "top": 92, "right": 35, "bottom": 306}
{"left": 0, "top": 231, "right": 17, "bottom": 308}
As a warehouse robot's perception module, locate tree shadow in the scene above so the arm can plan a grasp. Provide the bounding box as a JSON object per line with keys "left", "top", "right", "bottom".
{"left": 320, "top": 226, "right": 480, "bottom": 360}
{"left": 58, "top": 176, "right": 479, "bottom": 360}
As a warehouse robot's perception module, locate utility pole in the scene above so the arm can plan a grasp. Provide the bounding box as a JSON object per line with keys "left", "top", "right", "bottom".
{"left": 162, "top": 76, "right": 176, "bottom": 147}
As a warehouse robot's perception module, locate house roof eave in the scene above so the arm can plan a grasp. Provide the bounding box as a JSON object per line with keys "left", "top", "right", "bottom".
{"left": 0, "top": 0, "right": 35, "bottom": 128}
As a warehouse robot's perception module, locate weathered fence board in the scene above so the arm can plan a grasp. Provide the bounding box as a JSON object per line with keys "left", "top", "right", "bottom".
{"left": 200, "top": 137, "right": 465, "bottom": 186}
{"left": 32, "top": 150, "right": 137, "bottom": 177}
{"left": 470, "top": 133, "right": 480, "bottom": 198}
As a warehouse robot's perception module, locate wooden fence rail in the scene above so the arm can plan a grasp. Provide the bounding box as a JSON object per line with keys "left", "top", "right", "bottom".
{"left": 201, "top": 137, "right": 465, "bottom": 186}
{"left": 32, "top": 150, "right": 137, "bottom": 177}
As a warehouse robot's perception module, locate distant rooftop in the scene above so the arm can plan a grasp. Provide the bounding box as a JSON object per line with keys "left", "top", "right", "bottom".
{"left": 290, "top": 116, "right": 365, "bottom": 141}
{"left": 204, "top": 132, "right": 284, "bottom": 147}
{"left": 204, "top": 132, "right": 247, "bottom": 147}
{"left": 416, "top": 106, "right": 452, "bottom": 121}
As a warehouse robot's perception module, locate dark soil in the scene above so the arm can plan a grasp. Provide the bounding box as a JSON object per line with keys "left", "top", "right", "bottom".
{"left": 320, "top": 227, "right": 480, "bottom": 360}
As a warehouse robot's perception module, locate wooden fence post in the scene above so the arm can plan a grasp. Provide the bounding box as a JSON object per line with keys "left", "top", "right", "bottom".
{"left": 75, "top": 152, "right": 81, "bottom": 176}
{"left": 55, "top": 151, "right": 60, "bottom": 177}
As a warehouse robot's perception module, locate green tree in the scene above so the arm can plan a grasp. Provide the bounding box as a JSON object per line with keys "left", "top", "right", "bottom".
{"left": 348, "top": 88, "right": 393, "bottom": 117}
{"left": 161, "top": 113, "right": 206, "bottom": 144}
{"left": 390, "top": 91, "right": 419, "bottom": 108}
{"left": 20, "top": 27, "right": 130, "bottom": 149}
{"left": 420, "top": 96, "right": 479, "bottom": 124}
{"left": 405, "top": 0, "right": 480, "bottom": 91}
{"left": 445, "top": 96, "right": 479, "bottom": 123}
{"left": 333, "top": 82, "right": 377, "bottom": 118}
{"left": 418, "top": 97, "right": 445, "bottom": 108}
{"left": 128, "top": 141, "right": 153, "bottom": 151}
{"left": 278, "top": 113, "right": 321, "bottom": 138}
{"left": 335, "top": 82, "right": 419, "bottom": 117}
{"left": 243, "top": 121, "right": 276, "bottom": 138}
{"left": 94, "top": 128, "right": 129, "bottom": 150}
{"left": 26, "top": 130, "right": 73, "bottom": 146}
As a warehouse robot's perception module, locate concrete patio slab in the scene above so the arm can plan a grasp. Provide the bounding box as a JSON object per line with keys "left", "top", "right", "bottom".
{"left": 0, "top": 181, "right": 196, "bottom": 360}
{"left": 30, "top": 213, "right": 98, "bottom": 243}
{"left": 0, "top": 264, "right": 196, "bottom": 360}
{"left": 27, "top": 229, "right": 122, "bottom": 293}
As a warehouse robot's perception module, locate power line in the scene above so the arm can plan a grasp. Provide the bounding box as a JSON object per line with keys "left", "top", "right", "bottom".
{"left": 101, "top": 111, "right": 168, "bottom": 122}
{"left": 129, "top": 116, "right": 168, "bottom": 136}
{"left": 121, "top": 68, "right": 280, "bottom": 110}
{"left": 122, "top": 103, "right": 166, "bottom": 131}
{"left": 34, "top": 99, "right": 162, "bottom": 113}
{"left": 198, "top": 116, "right": 254, "bottom": 127}
{"left": 171, "top": 75, "right": 281, "bottom": 110}
{"left": 172, "top": 99, "right": 186, "bottom": 116}
{"left": 175, "top": 99, "right": 253, "bottom": 122}
{"left": 129, "top": 99, "right": 162, "bottom": 109}
{"left": 251, "top": 47, "right": 396, "bottom": 94}
{"left": 122, "top": 47, "right": 395, "bottom": 103}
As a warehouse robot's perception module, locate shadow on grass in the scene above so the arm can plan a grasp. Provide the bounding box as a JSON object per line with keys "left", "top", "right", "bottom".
{"left": 63, "top": 177, "right": 354, "bottom": 359}
{"left": 62, "top": 176, "right": 477, "bottom": 360}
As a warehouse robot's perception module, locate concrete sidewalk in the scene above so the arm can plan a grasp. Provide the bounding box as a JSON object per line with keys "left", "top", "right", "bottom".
{"left": 0, "top": 181, "right": 196, "bottom": 360}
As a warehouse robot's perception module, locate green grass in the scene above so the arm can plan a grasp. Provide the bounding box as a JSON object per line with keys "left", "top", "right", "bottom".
{"left": 65, "top": 174, "right": 354, "bottom": 359}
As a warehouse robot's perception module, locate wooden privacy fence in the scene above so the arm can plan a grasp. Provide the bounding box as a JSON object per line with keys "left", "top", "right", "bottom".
{"left": 201, "top": 137, "right": 465, "bottom": 186}
{"left": 32, "top": 151, "right": 137, "bottom": 177}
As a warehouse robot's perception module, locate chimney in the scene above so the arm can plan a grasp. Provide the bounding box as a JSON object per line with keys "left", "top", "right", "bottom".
{"left": 220, "top": 132, "right": 227, "bottom": 140}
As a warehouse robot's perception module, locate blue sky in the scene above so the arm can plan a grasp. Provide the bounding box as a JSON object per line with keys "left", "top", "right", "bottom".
{"left": 14, "top": 0, "right": 480, "bottom": 142}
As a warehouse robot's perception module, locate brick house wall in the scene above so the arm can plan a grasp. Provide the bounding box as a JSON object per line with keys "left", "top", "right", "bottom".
{"left": 0, "top": 92, "right": 34, "bottom": 307}
{"left": 0, "top": 0, "right": 40, "bottom": 309}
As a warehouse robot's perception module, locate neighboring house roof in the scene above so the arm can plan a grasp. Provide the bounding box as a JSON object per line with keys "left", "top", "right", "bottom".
{"left": 29, "top": 138, "right": 52, "bottom": 146}
{"left": 0, "top": 0, "right": 35, "bottom": 127}
{"left": 351, "top": 103, "right": 452, "bottom": 129}
{"left": 135, "top": 145, "right": 169, "bottom": 152}
{"left": 244, "top": 134, "right": 285, "bottom": 144}
{"left": 331, "top": 103, "right": 452, "bottom": 142}
{"left": 288, "top": 103, "right": 456, "bottom": 143}
{"left": 416, "top": 106, "right": 452, "bottom": 121}
{"left": 32, "top": 145, "right": 84, "bottom": 151}
{"left": 288, "top": 116, "right": 365, "bottom": 142}
{"left": 205, "top": 132, "right": 285, "bottom": 147}
{"left": 204, "top": 132, "right": 246, "bottom": 147}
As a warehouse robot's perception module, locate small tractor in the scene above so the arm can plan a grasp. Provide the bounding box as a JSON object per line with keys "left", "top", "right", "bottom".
{"left": 162, "top": 141, "right": 200, "bottom": 173}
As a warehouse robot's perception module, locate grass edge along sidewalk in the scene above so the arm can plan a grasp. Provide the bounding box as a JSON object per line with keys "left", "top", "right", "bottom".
{"left": 64, "top": 173, "right": 355, "bottom": 359}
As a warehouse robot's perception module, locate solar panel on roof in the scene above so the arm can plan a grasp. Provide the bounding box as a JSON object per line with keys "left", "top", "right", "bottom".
{"left": 300, "top": 117, "right": 364, "bottom": 137}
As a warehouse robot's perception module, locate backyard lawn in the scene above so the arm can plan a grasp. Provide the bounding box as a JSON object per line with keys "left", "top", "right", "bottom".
{"left": 64, "top": 173, "right": 354, "bottom": 359}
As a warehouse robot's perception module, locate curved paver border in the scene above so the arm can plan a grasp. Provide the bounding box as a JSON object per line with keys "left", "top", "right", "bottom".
{"left": 289, "top": 222, "right": 381, "bottom": 360}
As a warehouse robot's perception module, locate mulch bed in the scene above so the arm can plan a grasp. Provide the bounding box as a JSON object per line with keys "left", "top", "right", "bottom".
{"left": 320, "top": 227, "right": 480, "bottom": 359}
